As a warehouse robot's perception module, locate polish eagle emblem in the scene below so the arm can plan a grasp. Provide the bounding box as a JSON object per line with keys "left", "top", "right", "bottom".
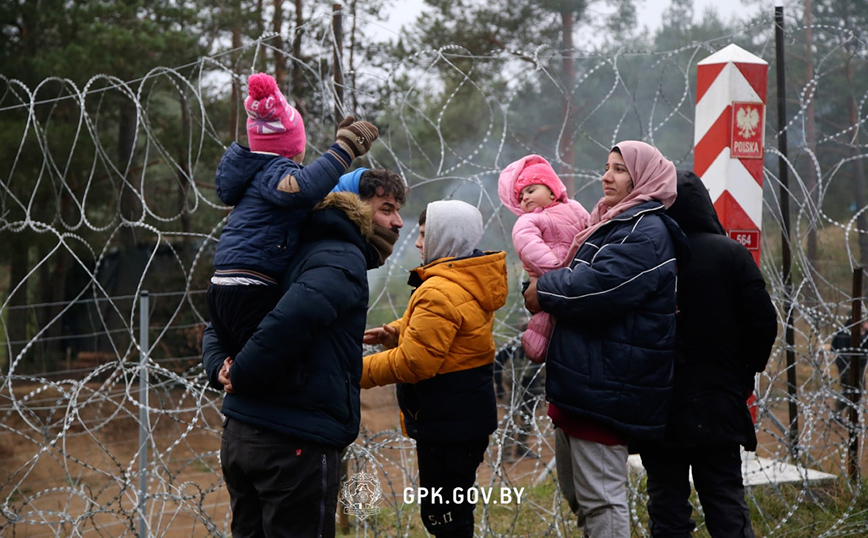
{"left": 736, "top": 106, "right": 760, "bottom": 139}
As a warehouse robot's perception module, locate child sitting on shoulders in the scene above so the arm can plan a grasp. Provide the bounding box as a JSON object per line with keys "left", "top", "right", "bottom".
{"left": 208, "top": 72, "right": 378, "bottom": 365}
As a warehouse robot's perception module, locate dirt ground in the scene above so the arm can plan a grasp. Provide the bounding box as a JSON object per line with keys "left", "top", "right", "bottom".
{"left": 2, "top": 358, "right": 863, "bottom": 537}
{"left": 0, "top": 380, "right": 554, "bottom": 537}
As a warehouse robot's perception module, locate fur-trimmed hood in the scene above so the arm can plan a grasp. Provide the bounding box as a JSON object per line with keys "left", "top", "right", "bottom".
{"left": 314, "top": 191, "right": 374, "bottom": 239}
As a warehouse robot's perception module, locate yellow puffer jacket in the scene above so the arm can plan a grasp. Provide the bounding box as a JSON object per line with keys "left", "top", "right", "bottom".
{"left": 362, "top": 250, "right": 508, "bottom": 441}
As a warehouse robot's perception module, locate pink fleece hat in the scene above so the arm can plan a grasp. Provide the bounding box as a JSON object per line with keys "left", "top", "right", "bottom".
{"left": 513, "top": 160, "right": 568, "bottom": 204}
{"left": 245, "top": 73, "right": 306, "bottom": 159}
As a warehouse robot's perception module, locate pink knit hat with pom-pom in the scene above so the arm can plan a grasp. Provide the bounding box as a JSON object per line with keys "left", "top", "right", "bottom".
{"left": 245, "top": 73, "right": 306, "bottom": 159}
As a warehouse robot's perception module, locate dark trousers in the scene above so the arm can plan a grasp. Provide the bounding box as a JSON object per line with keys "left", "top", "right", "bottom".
{"left": 221, "top": 418, "right": 341, "bottom": 538}
{"left": 640, "top": 444, "right": 754, "bottom": 538}
{"left": 415, "top": 437, "right": 489, "bottom": 537}
{"left": 835, "top": 354, "right": 868, "bottom": 391}
{"left": 834, "top": 354, "right": 867, "bottom": 412}
{"left": 207, "top": 283, "right": 279, "bottom": 360}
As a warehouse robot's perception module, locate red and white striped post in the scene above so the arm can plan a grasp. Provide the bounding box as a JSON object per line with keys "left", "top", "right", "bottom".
{"left": 694, "top": 44, "right": 768, "bottom": 267}
{"left": 694, "top": 44, "right": 769, "bottom": 422}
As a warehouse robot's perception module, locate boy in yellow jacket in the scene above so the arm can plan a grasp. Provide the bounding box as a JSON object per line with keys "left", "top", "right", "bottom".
{"left": 362, "top": 200, "right": 508, "bottom": 538}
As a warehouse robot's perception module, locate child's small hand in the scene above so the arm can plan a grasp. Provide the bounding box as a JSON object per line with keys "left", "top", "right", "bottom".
{"left": 219, "top": 357, "right": 235, "bottom": 393}
{"left": 363, "top": 324, "right": 399, "bottom": 349}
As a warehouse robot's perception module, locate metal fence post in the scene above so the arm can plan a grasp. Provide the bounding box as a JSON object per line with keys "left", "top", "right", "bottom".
{"left": 775, "top": 5, "right": 800, "bottom": 457}
{"left": 138, "top": 290, "right": 150, "bottom": 537}
{"left": 847, "top": 269, "right": 863, "bottom": 483}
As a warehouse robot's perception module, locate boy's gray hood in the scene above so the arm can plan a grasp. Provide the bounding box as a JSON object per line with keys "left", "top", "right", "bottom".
{"left": 424, "top": 200, "right": 483, "bottom": 264}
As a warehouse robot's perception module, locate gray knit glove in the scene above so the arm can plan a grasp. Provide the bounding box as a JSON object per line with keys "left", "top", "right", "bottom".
{"left": 335, "top": 115, "right": 379, "bottom": 159}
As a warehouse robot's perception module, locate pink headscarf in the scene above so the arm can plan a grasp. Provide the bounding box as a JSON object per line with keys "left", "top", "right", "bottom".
{"left": 565, "top": 141, "right": 677, "bottom": 259}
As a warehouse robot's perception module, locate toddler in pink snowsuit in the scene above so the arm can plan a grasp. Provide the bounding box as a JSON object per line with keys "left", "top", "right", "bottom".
{"left": 498, "top": 155, "right": 589, "bottom": 362}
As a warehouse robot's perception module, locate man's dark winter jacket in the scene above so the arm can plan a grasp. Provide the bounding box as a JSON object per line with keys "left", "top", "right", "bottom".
{"left": 213, "top": 142, "right": 352, "bottom": 279}
{"left": 662, "top": 170, "right": 778, "bottom": 451}
{"left": 538, "top": 200, "right": 686, "bottom": 441}
{"left": 203, "top": 192, "right": 371, "bottom": 448}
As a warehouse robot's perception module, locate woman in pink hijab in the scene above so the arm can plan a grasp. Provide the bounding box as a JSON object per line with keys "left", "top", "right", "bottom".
{"left": 525, "top": 141, "right": 687, "bottom": 537}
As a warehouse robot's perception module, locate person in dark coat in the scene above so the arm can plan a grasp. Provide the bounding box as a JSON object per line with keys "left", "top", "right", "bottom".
{"left": 638, "top": 170, "right": 778, "bottom": 538}
{"left": 831, "top": 321, "right": 868, "bottom": 412}
{"left": 202, "top": 192, "right": 374, "bottom": 538}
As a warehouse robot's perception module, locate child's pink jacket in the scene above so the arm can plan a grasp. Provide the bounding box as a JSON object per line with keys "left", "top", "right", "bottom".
{"left": 498, "top": 155, "right": 590, "bottom": 362}
{"left": 511, "top": 203, "right": 589, "bottom": 277}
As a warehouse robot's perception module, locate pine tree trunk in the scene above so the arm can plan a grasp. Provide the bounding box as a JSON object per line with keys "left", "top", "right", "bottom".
{"left": 559, "top": 10, "right": 575, "bottom": 198}
{"left": 273, "top": 0, "right": 286, "bottom": 87}
{"left": 804, "top": 0, "right": 818, "bottom": 266}
{"left": 118, "top": 101, "right": 141, "bottom": 249}
{"left": 6, "top": 238, "right": 30, "bottom": 374}
{"left": 230, "top": 0, "right": 242, "bottom": 138}
{"left": 849, "top": 88, "right": 868, "bottom": 269}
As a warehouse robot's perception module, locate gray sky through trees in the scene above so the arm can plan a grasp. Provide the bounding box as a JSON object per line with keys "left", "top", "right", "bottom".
{"left": 386, "top": 0, "right": 760, "bottom": 34}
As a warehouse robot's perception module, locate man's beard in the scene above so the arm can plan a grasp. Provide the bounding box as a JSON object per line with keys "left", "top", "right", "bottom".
{"left": 368, "top": 223, "right": 400, "bottom": 267}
